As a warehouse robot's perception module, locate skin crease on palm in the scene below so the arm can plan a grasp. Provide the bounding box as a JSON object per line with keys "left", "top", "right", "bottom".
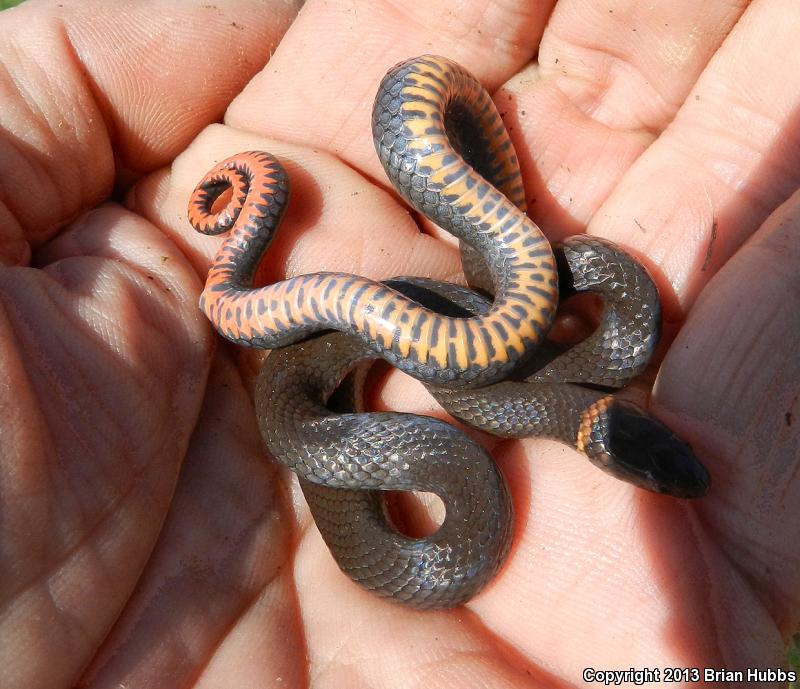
{"left": 0, "top": 0, "right": 798, "bottom": 686}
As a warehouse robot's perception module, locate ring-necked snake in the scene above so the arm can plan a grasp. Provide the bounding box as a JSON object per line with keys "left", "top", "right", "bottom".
{"left": 189, "top": 55, "right": 559, "bottom": 387}
{"left": 189, "top": 55, "right": 710, "bottom": 609}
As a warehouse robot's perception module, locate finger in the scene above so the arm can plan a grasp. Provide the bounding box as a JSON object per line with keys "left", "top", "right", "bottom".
{"left": 655, "top": 188, "right": 800, "bottom": 635}
{"left": 79, "top": 354, "right": 302, "bottom": 689}
{"left": 496, "top": 0, "right": 750, "bottom": 236}
{"left": 0, "top": 0, "right": 299, "bottom": 260}
{"left": 0, "top": 205, "right": 211, "bottom": 689}
{"left": 226, "top": 0, "right": 556, "bottom": 180}
{"left": 588, "top": 0, "right": 800, "bottom": 314}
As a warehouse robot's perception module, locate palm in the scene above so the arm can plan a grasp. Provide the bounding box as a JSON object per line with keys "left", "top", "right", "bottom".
{"left": 1, "top": 1, "right": 797, "bottom": 688}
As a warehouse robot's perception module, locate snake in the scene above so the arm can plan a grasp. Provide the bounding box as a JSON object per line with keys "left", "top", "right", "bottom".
{"left": 188, "top": 55, "right": 559, "bottom": 387}
{"left": 189, "top": 55, "right": 711, "bottom": 609}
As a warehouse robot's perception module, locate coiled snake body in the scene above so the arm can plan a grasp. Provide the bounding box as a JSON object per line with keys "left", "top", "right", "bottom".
{"left": 189, "top": 55, "right": 710, "bottom": 609}
{"left": 189, "top": 57, "right": 558, "bottom": 386}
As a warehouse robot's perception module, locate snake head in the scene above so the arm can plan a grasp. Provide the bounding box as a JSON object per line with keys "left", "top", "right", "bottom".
{"left": 586, "top": 400, "right": 711, "bottom": 499}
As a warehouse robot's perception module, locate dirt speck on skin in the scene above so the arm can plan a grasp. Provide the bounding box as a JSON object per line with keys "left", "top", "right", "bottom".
{"left": 701, "top": 219, "right": 718, "bottom": 272}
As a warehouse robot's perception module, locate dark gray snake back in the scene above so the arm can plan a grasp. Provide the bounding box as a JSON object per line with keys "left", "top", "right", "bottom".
{"left": 255, "top": 238, "right": 709, "bottom": 609}
{"left": 247, "top": 55, "right": 710, "bottom": 609}
{"left": 255, "top": 334, "right": 512, "bottom": 608}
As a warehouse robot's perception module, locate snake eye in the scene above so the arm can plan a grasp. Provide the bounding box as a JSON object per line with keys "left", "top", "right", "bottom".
{"left": 602, "top": 401, "right": 711, "bottom": 498}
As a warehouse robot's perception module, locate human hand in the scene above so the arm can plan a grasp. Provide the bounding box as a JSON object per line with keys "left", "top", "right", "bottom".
{"left": 1, "top": 1, "right": 798, "bottom": 688}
